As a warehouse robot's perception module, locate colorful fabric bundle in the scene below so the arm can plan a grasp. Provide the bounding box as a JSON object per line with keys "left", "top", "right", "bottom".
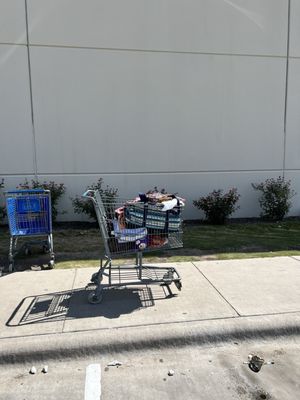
{"left": 124, "top": 202, "right": 182, "bottom": 231}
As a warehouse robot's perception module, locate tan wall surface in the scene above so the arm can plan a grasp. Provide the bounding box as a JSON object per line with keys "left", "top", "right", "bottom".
{"left": 0, "top": 0, "right": 299, "bottom": 220}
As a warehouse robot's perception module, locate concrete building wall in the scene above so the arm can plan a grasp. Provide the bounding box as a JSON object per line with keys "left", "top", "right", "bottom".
{"left": 0, "top": 0, "right": 300, "bottom": 220}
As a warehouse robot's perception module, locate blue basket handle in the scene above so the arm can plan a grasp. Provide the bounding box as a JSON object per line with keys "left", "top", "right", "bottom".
{"left": 5, "top": 189, "right": 49, "bottom": 195}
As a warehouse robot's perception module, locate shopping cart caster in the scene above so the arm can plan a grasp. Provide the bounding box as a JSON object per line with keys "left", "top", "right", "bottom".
{"left": 163, "top": 270, "right": 174, "bottom": 285}
{"left": 88, "top": 292, "right": 103, "bottom": 304}
{"left": 24, "top": 247, "right": 32, "bottom": 256}
{"left": 91, "top": 271, "right": 103, "bottom": 285}
{"left": 175, "top": 281, "right": 182, "bottom": 291}
{"left": 91, "top": 272, "right": 98, "bottom": 283}
{"left": 48, "top": 259, "right": 55, "bottom": 269}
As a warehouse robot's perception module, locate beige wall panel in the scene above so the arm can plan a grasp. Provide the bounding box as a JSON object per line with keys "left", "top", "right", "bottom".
{"left": 285, "top": 59, "right": 300, "bottom": 169}
{"left": 290, "top": 0, "right": 300, "bottom": 57}
{"left": 27, "top": 0, "right": 288, "bottom": 56}
{"left": 30, "top": 47, "right": 286, "bottom": 175}
{"left": 0, "top": 45, "right": 34, "bottom": 174}
{"left": 0, "top": 1, "right": 296, "bottom": 221}
{"left": 0, "top": 0, "right": 26, "bottom": 44}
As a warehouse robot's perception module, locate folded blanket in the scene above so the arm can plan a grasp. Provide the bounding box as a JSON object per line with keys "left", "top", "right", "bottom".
{"left": 112, "top": 219, "right": 147, "bottom": 243}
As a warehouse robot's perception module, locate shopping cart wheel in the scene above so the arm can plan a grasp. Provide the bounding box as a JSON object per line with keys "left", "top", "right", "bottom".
{"left": 24, "top": 247, "right": 32, "bottom": 256}
{"left": 175, "top": 281, "right": 182, "bottom": 291}
{"left": 88, "top": 292, "right": 103, "bottom": 304}
{"left": 163, "top": 270, "right": 174, "bottom": 285}
{"left": 48, "top": 260, "right": 55, "bottom": 269}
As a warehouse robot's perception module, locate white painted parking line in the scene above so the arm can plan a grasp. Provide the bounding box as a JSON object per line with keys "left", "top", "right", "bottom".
{"left": 85, "top": 364, "right": 101, "bottom": 400}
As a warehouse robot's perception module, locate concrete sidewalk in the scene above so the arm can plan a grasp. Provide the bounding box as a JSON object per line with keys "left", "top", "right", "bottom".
{"left": 1, "top": 256, "right": 300, "bottom": 363}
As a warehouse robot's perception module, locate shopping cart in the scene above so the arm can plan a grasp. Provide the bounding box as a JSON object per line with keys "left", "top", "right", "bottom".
{"left": 5, "top": 190, "right": 55, "bottom": 272}
{"left": 83, "top": 190, "right": 184, "bottom": 304}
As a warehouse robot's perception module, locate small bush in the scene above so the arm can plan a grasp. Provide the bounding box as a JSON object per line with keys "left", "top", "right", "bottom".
{"left": 72, "top": 178, "right": 118, "bottom": 221}
{"left": 252, "top": 176, "right": 296, "bottom": 221}
{"left": 18, "top": 179, "right": 66, "bottom": 222}
{"left": 193, "top": 188, "right": 240, "bottom": 224}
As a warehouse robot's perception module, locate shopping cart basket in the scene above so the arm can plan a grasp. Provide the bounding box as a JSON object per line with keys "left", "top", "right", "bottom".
{"left": 83, "top": 190, "right": 184, "bottom": 304}
{"left": 5, "top": 190, "right": 55, "bottom": 272}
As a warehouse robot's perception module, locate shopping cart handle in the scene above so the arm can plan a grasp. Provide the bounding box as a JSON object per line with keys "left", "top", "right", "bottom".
{"left": 82, "top": 190, "right": 96, "bottom": 199}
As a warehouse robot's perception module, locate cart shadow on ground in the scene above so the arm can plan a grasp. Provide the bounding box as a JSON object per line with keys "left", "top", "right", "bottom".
{"left": 6, "top": 284, "right": 174, "bottom": 327}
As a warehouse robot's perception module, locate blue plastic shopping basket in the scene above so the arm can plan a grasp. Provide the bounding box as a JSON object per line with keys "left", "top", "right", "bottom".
{"left": 5, "top": 190, "right": 55, "bottom": 272}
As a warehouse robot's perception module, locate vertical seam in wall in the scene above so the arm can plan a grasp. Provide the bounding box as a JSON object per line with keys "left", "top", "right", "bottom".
{"left": 283, "top": 0, "right": 291, "bottom": 178}
{"left": 25, "top": 0, "right": 38, "bottom": 178}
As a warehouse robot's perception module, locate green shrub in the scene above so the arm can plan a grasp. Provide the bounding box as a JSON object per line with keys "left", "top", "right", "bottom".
{"left": 193, "top": 188, "right": 240, "bottom": 224}
{"left": 72, "top": 178, "right": 118, "bottom": 221}
{"left": 252, "top": 176, "right": 296, "bottom": 221}
{"left": 18, "top": 179, "right": 66, "bottom": 222}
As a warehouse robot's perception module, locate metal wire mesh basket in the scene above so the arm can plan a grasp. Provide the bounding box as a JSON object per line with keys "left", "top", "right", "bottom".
{"left": 6, "top": 190, "right": 52, "bottom": 236}
{"left": 82, "top": 190, "right": 185, "bottom": 303}
{"left": 87, "top": 190, "right": 183, "bottom": 258}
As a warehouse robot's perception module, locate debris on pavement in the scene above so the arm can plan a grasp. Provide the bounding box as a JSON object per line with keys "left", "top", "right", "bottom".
{"left": 29, "top": 366, "right": 37, "bottom": 375}
{"left": 107, "top": 360, "right": 122, "bottom": 367}
{"left": 168, "top": 369, "right": 175, "bottom": 376}
{"left": 244, "top": 354, "right": 274, "bottom": 373}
